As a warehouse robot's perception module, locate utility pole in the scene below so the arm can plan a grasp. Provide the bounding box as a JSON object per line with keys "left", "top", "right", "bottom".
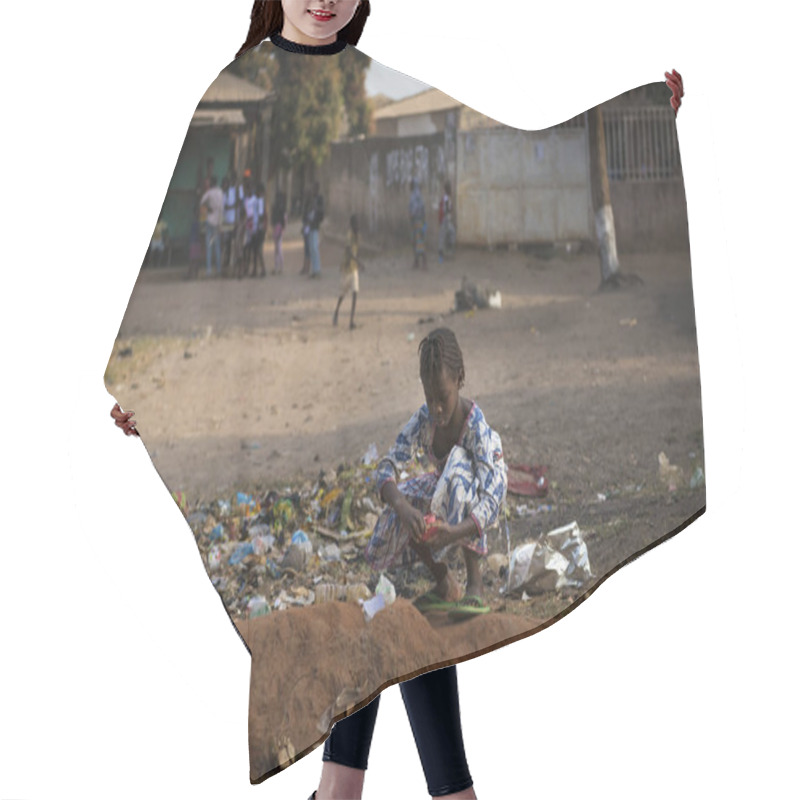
{"left": 588, "top": 105, "right": 621, "bottom": 286}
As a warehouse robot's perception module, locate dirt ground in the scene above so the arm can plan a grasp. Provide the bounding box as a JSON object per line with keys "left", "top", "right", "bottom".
{"left": 107, "top": 226, "right": 706, "bottom": 780}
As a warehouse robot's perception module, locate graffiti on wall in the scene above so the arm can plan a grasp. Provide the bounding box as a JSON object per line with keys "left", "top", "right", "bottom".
{"left": 386, "top": 144, "right": 431, "bottom": 188}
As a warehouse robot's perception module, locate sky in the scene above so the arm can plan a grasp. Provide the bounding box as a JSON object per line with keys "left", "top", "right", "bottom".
{"left": 366, "top": 58, "right": 429, "bottom": 99}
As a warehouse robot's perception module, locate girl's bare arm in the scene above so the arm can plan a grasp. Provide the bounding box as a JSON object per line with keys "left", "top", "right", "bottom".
{"left": 381, "top": 480, "right": 425, "bottom": 539}
{"left": 432, "top": 517, "right": 479, "bottom": 548}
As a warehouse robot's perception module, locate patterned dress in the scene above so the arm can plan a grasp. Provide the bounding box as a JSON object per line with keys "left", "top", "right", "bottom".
{"left": 366, "top": 401, "right": 508, "bottom": 570}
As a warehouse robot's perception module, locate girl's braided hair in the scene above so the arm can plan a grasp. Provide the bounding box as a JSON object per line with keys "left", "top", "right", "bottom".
{"left": 418, "top": 328, "right": 465, "bottom": 389}
{"left": 236, "top": 1, "right": 372, "bottom": 59}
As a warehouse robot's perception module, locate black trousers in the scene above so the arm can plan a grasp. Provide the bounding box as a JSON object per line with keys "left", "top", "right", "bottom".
{"left": 323, "top": 665, "right": 473, "bottom": 797}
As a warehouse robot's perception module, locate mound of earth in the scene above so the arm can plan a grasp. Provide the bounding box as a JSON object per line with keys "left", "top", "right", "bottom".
{"left": 238, "top": 598, "right": 542, "bottom": 781}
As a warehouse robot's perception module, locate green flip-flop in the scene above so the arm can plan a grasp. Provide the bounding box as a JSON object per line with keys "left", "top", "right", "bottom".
{"left": 413, "top": 590, "right": 458, "bottom": 613}
{"left": 447, "top": 595, "right": 491, "bottom": 620}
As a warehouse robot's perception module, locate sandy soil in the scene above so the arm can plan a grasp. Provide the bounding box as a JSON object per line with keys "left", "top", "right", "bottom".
{"left": 106, "top": 228, "right": 706, "bottom": 781}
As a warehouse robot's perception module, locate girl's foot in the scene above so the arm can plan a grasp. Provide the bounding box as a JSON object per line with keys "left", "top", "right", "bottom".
{"left": 434, "top": 568, "right": 462, "bottom": 603}
{"left": 464, "top": 580, "right": 483, "bottom": 600}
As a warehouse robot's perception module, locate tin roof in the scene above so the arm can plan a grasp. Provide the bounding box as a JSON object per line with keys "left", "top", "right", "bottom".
{"left": 200, "top": 70, "right": 272, "bottom": 105}
{"left": 191, "top": 108, "right": 247, "bottom": 127}
{"left": 373, "top": 87, "right": 461, "bottom": 120}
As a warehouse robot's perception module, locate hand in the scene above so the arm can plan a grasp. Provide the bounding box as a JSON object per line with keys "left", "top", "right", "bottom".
{"left": 110, "top": 403, "right": 139, "bottom": 437}
{"left": 422, "top": 521, "right": 451, "bottom": 550}
{"left": 397, "top": 500, "right": 426, "bottom": 542}
{"left": 665, "top": 69, "right": 684, "bottom": 115}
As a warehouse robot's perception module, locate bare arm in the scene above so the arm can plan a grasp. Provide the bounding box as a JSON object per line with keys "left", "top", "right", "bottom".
{"left": 380, "top": 479, "right": 425, "bottom": 540}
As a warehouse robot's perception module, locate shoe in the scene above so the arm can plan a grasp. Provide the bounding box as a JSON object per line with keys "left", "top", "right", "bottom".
{"left": 447, "top": 595, "right": 491, "bottom": 620}
{"left": 413, "top": 590, "right": 458, "bottom": 614}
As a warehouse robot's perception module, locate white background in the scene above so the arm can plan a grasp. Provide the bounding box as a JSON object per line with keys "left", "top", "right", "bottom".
{"left": 1, "top": 1, "right": 797, "bottom": 798}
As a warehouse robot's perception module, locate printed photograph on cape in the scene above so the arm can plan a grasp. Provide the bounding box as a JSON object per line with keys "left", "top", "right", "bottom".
{"left": 105, "top": 42, "right": 704, "bottom": 782}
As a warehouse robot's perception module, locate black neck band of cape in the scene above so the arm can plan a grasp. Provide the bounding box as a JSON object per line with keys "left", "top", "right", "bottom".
{"left": 270, "top": 32, "right": 348, "bottom": 55}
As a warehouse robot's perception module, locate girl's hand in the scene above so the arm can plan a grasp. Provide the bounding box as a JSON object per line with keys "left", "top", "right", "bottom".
{"left": 397, "top": 500, "right": 426, "bottom": 542}
{"left": 110, "top": 403, "right": 139, "bottom": 437}
{"left": 665, "top": 69, "right": 684, "bottom": 115}
{"left": 422, "top": 522, "right": 450, "bottom": 550}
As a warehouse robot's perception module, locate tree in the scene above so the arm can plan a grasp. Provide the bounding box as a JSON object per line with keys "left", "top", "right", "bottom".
{"left": 227, "top": 44, "right": 278, "bottom": 91}
{"left": 338, "top": 47, "right": 372, "bottom": 137}
{"left": 231, "top": 45, "right": 371, "bottom": 210}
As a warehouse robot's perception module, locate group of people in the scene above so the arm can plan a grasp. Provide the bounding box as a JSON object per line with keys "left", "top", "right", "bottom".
{"left": 190, "top": 169, "right": 273, "bottom": 280}
{"left": 145, "top": 167, "right": 462, "bottom": 338}
{"left": 174, "top": 172, "right": 329, "bottom": 282}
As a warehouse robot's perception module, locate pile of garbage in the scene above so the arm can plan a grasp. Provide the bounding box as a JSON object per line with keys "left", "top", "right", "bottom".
{"left": 176, "top": 445, "right": 571, "bottom": 620}
{"left": 454, "top": 277, "right": 502, "bottom": 312}
{"left": 181, "top": 450, "right": 403, "bottom": 620}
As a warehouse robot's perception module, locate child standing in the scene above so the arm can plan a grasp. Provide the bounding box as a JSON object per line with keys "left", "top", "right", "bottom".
{"left": 367, "top": 327, "right": 507, "bottom": 616}
{"left": 409, "top": 179, "right": 427, "bottom": 270}
{"left": 271, "top": 188, "right": 287, "bottom": 274}
{"left": 333, "top": 214, "right": 365, "bottom": 329}
{"left": 438, "top": 179, "right": 456, "bottom": 263}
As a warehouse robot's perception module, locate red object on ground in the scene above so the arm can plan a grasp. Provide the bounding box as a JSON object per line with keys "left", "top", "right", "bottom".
{"left": 507, "top": 464, "right": 549, "bottom": 498}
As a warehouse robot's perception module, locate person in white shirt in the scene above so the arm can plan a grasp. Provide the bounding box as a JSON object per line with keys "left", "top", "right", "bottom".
{"left": 200, "top": 175, "right": 224, "bottom": 277}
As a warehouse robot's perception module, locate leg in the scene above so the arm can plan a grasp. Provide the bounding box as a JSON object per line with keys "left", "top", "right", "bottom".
{"left": 310, "top": 229, "right": 321, "bottom": 276}
{"left": 462, "top": 546, "right": 484, "bottom": 600}
{"left": 400, "top": 666, "right": 476, "bottom": 799}
{"left": 302, "top": 233, "right": 310, "bottom": 274}
{"left": 247, "top": 239, "right": 255, "bottom": 277}
{"left": 408, "top": 537, "right": 461, "bottom": 602}
{"left": 213, "top": 227, "right": 222, "bottom": 275}
{"left": 333, "top": 295, "right": 344, "bottom": 326}
{"left": 349, "top": 291, "right": 357, "bottom": 329}
{"left": 317, "top": 694, "right": 381, "bottom": 800}
{"left": 257, "top": 231, "right": 266, "bottom": 276}
{"left": 204, "top": 225, "right": 213, "bottom": 276}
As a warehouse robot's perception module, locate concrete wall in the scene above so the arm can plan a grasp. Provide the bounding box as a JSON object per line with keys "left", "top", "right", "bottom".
{"left": 609, "top": 180, "right": 690, "bottom": 253}
{"left": 457, "top": 126, "right": 593, "bottom": 246}
{"left": 325, "top": 117, "right": 690, "bottom": 253}
{"left": 324, "top": 130, "right": 454, "bottom": 248}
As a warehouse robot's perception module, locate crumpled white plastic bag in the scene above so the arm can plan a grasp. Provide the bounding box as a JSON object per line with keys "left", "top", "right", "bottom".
{"left": 508, "top": 521, "right": 593, "bottom": 595}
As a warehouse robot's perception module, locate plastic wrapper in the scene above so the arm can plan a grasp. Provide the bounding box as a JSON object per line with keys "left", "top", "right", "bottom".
{"left": 508, "top": 521, "right": 593, "bottom": 595}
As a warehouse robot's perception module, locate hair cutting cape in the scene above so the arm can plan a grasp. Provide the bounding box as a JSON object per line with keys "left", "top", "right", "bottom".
{"left": 106, "top": 37, "right": 705, "bottom": 783}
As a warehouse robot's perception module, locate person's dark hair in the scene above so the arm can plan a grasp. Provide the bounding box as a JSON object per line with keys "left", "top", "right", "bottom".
{"left": 418, "top": 328, "right": 465, "bottom": 389}
{"left": 236, "top": 0, "right": 371, "bottom": 59}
